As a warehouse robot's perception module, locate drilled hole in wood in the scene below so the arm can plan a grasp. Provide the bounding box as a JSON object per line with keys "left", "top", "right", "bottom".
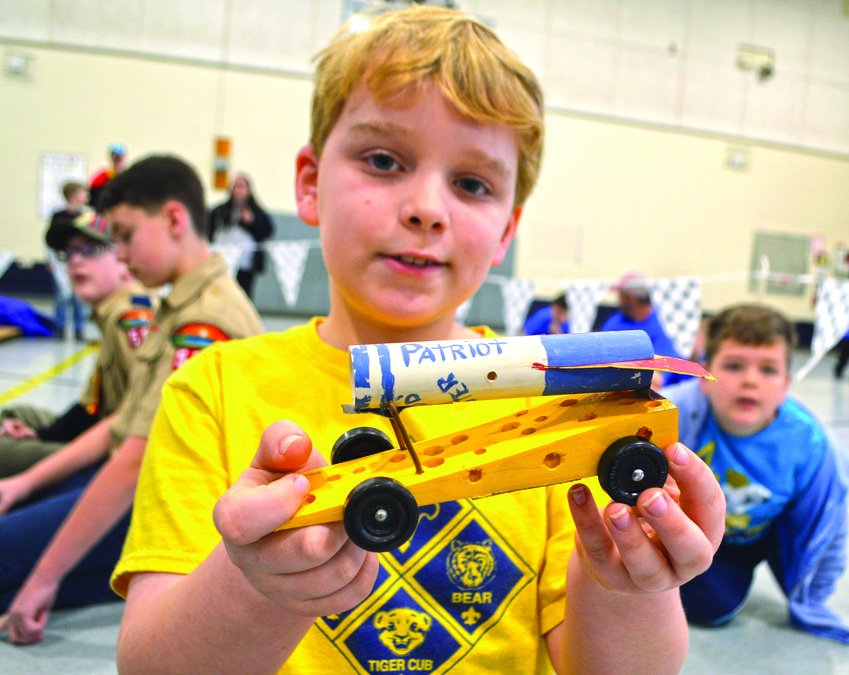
{"left": 578, "top": 412, "right": 597, "bottom": 422}
{"left": 499, "top": 421, "right": 521, "bottom": 432}
{"left": 521, "top": 427, "right": 536, "bottom": 435}
{"left": 468, "top": 469, "right": 482, "bottom": 483}
{"left": 424, "top": 457, "right": 444, "bottom": 468}
{"left": 390, "top": 452, "right": 407, "bottom": 463}
{"left": 637, "top": 426, "right": 653, "bottom": 440}
{"left": 647, "top": 401, "right": 663, "bottom": 408}
{"left": 618, "top": 399, "right": 636, "bottom": 406}
{"left": 422, "top": 446, "right": 444, "bottom": 456}
{"left": 304, "top": 494, "right": 316, "bottom": 505}
{"left": 559, "top": 399, "right": 578, "bottom": 407}
{"left": 514, "top": 409, "right": 529, "bottom": 417}
{"left": 326, "top": 474, "right": 340, "bottom": 482}
{"left": 353, "top": 466, "right": 366, "bottom": 474}
{"left": 544, "top": 453, "right": 561, "bottom": 469}
{"left": 451, "top": 434, "right": 469, "bottom": 445}
{"left": 474, "top": 448, "right": 486, "bottom": 455}
{"left": 486, "top": 371, "right": 498, "bottom": 382}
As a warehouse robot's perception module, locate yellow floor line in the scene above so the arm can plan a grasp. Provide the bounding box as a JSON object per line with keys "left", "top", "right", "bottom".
{"left": 0, "top": 342, "right": 100, "bottom": 407}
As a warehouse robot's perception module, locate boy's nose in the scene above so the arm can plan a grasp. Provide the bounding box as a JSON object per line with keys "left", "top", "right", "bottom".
{"left": 400, "top": 176, "right": 448, "bottom": 232}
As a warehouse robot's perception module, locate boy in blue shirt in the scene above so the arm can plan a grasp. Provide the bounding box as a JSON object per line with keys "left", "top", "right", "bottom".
{"left": 665, "top": 303, "right": 849, "bottom": 641}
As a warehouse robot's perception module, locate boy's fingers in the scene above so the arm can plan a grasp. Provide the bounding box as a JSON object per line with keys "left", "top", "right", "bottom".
{"left": 567, "top": 485, "right": 620, "bottom": 577}
{"left": 215, "top": 472, "right": 312, "bottom": 546}
{"left": 214, "top": 421, "right": 332, "bottom": 546}
{"left": 663, "top": 442, "right": 725, "bottom": 551}
{"left": 250, "top": 421, "right": 320, "bottom": 474}
{"left": 601, "top": 498, "right": 675, "bottom": 592}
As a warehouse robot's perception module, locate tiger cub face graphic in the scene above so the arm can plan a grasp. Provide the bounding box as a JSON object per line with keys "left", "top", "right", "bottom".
{"left": 447, "top": 539, "right": 495, "bottom": 589}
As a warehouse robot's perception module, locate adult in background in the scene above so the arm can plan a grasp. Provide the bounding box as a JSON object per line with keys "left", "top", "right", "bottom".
{"left": 208, "top": 173, "right": 274, "bottom": 299}
{"left": 601, "top": 271, "right": 686, "bottom": 386}
{"left": 89, "top": 143, "right": 127, "bottom": 208}
{"left": 523, "top": 293, "right": 570, "bottom": 335}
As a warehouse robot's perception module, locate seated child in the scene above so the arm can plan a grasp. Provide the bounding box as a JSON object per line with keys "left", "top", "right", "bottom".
{"left": 0, "top": 156, "right": 264, "bottom": 644}
{"left": 111, "top": 7, "right": 724, "bottom": 674}
{"left": 0, "top": 211, "right": 153, "bottom": 478}
{"left": 523, "top": 293, "right": 570, "bottom": 335}
{"left": 664, "top": 303, "right": 849, "bottom": 642}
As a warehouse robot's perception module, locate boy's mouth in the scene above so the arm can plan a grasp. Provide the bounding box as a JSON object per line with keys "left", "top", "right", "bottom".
{"left": 385, "top": 254, "right": 444, "bottom": 268}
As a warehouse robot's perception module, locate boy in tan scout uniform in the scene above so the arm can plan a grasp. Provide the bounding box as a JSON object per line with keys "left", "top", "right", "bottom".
{"left": 0, "top": 211, "right": 154, "bottom": 478}
{"left": 0, "top": 155, "right": 263, "bottom": 644}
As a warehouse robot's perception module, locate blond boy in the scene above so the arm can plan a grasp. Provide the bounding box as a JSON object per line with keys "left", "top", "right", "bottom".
{"left": 112, "top": 8, "right": 723, "bottom": 674}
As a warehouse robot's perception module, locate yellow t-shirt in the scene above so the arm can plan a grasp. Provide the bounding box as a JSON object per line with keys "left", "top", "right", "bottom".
{"left": 114, "top": 319, "right": 608, "bottom": 674}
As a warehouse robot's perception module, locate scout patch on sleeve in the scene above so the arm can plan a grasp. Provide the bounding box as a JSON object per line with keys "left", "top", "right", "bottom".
{"left": 118, "top": 308, "right": 154, "bottom": 349}
{"left": 171, "top": 323, "right": 231, "bottom": 370}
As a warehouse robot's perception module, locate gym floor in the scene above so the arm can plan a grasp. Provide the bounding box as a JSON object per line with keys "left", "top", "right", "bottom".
{"left": 0, "top": 315, "right": 848, "bottom": 674}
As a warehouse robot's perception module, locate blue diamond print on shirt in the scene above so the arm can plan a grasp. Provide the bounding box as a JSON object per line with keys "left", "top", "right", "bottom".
{"left": 385, "top": 500, "right": 465, "bottom": 567}
{"left": 339, "top": 585, "right": 463, "bottom": 674}
{"left": 318, "top": 562, "right": 394, "bottom": 635}
{"left": 411, "top": 518, "right": 531, "bottom": 640}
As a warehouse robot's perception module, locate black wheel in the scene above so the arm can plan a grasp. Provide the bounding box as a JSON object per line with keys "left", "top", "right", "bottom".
{"left": 343, "top": 477, "right": 418, "bottom": 552}
{"left": 331, "top": 427, "right": 394, "bottom": 464}
{"left": 598, "top": 436, "right": 668, "bottom": 506}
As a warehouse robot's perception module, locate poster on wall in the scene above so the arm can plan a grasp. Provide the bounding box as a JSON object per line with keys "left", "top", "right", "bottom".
{"left": 39, "top": 152, "right": 88, "bottom": 220}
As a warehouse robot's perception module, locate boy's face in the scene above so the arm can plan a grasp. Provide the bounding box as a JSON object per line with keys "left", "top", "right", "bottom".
{"left": 106, "top": 203, "right": 179, "bottom": 288}
{"left": 63, "top": 233, "right": 128, "bottom": 306}
{"left": 701, "top": 338, "right": 791, "bottom": 437}
{"left": 297, "top": 82, "right": 522, "bottom": 338}
{"left": 68, "top": 188, "right": 89, "bottom": 209}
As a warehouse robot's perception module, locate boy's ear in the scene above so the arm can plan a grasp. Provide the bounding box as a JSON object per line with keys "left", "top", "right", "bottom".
{"left": 295, "top": 145, "right": 320, "bottom": 227}
{"left": 162, "top": 200, "right": 191, "bottom": 238}
{"left": 490, "top": 206, "right": 523, "bottom": 268}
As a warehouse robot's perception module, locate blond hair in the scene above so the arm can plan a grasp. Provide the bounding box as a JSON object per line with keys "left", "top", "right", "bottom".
{"left": 310, "top": 4, "right": 544, "bottom": 206}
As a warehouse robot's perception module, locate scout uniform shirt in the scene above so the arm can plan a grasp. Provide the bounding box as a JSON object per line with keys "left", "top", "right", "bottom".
{"left": 110, "top": 254, "right": 263, "bottom": 444}
{"left": 79, "top": 283, "right": 155, "bottom": 419}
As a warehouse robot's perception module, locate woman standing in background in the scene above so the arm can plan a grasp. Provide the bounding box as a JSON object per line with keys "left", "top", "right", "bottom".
{"left": 208, "top": 173, "right": 274, "bottom": 299}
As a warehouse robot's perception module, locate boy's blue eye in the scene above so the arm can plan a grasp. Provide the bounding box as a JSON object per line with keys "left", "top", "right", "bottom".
{"left": 456, "top": 177, "right": 489, "bottom": 197}
{"left": 366, "top": 153, "right": 400, "bottom": 172}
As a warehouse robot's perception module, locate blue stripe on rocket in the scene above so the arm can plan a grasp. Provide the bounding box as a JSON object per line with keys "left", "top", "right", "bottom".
{"left": 539, "top": 330, "right": 654, "bottom": 396}
{"left": 350, "top": 344, "right": 373, "bottom": 410}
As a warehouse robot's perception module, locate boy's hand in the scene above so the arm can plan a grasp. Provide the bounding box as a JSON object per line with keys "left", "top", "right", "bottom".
{"left": 0, "top": 475, "right": 33, "bottom": 517}
{"left": 1, "top": 419, "right": 37, "bottom": 439}
{"left": 0, "top": 575, "right": 59, "bottom": 644}
{"left": 213, "top": 421, "right": 378, "bottom": 618}
{"left": 567, "top": 442, "right": 724, "bottom": 595}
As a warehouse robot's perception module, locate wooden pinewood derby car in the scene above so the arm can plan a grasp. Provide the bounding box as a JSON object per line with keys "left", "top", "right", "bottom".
{"left": 280, "top": 331, "right": 712, "bottom": 552}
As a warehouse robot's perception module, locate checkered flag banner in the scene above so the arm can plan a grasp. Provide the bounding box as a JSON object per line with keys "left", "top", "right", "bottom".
{"left": 565, "top": 279, "right": 610, "bottom": 334}
{"left": 795, "top": 278, "right": 849, "bottom": 380}
{"left": 455, "top": 297, "right": 472, "bottom": 326}
{"left": 0, "top": 252, "right": 14, "bottom": 281}
{"left": 500, "top": 278, "right": 536, "bottom": 336}
{"left": 268, "top": 241, "right": 311, "bottom": 307}
{"left": 211, "top": 242, "right": 250, "bottom": 279}
{"left": 649, "top": 276, "right": 702, "bottom": 359}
